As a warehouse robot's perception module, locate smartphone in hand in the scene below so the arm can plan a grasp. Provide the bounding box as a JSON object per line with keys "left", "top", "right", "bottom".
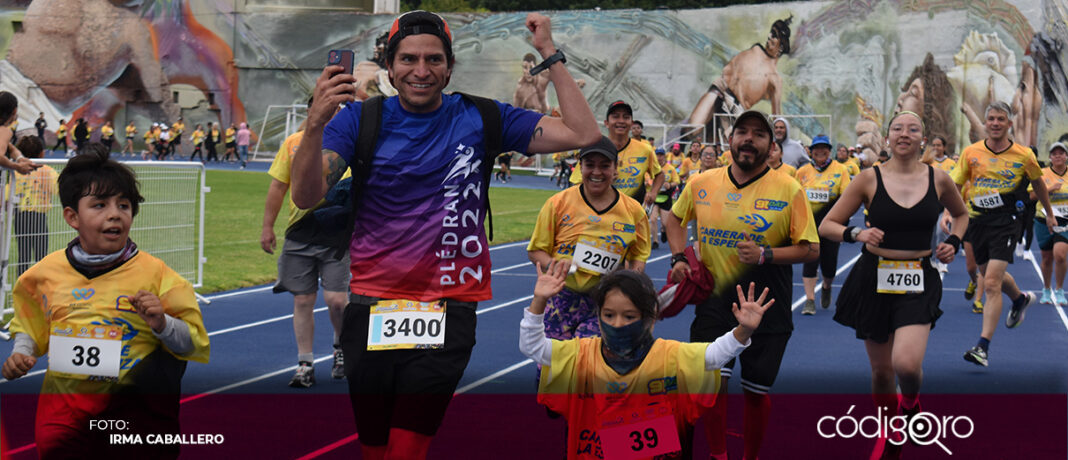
{"left": 327, "top": 49, "right": 355, "bottom": 76}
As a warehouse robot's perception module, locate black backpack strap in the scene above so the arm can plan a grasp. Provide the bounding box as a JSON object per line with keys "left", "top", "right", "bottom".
{"left": 456, "top": 92, "right": 502, "bottom": 240}
{"left": 337, "top": 96, "right": 384, "bottom": 257}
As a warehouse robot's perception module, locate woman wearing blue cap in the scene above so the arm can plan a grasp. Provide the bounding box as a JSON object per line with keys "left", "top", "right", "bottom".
{"left": 795, "top": 135, "right": 851, "bottom": 315}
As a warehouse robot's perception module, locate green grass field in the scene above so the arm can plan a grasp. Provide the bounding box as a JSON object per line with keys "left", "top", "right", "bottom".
{"left": 198, "top": 170, "right": 554, "bottom": 294}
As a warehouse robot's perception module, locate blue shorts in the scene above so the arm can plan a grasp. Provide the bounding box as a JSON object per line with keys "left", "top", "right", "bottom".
{"left": 1034, "top": 216, "right": 1068, "bottom": 251}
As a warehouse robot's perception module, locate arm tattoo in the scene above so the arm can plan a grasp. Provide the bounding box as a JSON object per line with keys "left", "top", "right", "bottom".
{"left": 324, "top": 150, "right": 347, "bottom": 188}
{"left": 530, "top": 126, "right": 544, "bottom": 143}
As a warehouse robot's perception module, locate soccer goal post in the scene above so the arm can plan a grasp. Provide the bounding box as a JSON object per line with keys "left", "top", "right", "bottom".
{"left": 712, "top": 113, "right": 833, "bottom": 147}
{"left": 252, "top": 104, "right": 308, "bottom": 162}
{"left": 643, "top": 123, "right": 708, "bottom": 152}
{"left": 0, "top": 159, "right": 208, "bottom": 340}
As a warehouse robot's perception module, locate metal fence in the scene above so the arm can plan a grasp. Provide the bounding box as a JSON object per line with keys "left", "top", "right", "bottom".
{"left": 0, "top": 159, "right": 208, "bottom": 340}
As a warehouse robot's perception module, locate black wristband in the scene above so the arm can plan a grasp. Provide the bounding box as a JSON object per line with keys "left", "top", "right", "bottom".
{"left": 943, "top": 234, "right": 962, "bottom": 253}
{"left": 670, "top": 252, "right": 687, "bottom": 267}
{"left": 843, "top": 226, "right": 857, "bottom": 243}
{"left": 530, "top": 50, "right": 566, "bottom": 75}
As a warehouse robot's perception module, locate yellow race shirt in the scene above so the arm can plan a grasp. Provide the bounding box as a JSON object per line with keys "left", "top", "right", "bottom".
{"left": 538, "top": 337, "right": 719, "bottom": 460}
{"left": 267, "top": 131, "right": 352, "bottom": 229}
{"left": 1031, "top": 167, "right": 1068, "bottom": 219}
{"left": 225, "top": 128, "right": 236, "bottom": 143}
{"left": 568, "top": 139, "right": 662, "bottom": 198}
{"left": 770, "top": 162, "right": 797, "bottom": 178}
{"left": 125, "top": 125, "right": 137, "bottom": 137}
{"left": 10, "top": 249, "right": 210, "bottom": 394}
{"left": 14, "top": 165, "right": 58, "bottom": 212}
{"left": 653, "top": 164, "right": 680, "bottom": 189}
{"left": 795, "top": 161, "right": 852, "bottom": 218}
{"left": 672, "top": 167, "right": 817, "bottom": 334}
{"left": 930, "top": 157, "right": 954, "bottom": 173}
{"left": 837, "top": 158, "right": 861, "bottom": 176}
{"left": 171, "top": 121, "right": 184, "bottom": 135}
{"left": 950, "top": 141, "right": 1042, "bottom": 217}
{"left": 100, "top": 125, "right": 114, "bottom": 140}
{"left": 528, "top": 186, "right": 651, "bottom": 292}
{"left": 679, "top": 157, "right": 702, "bottom": 181}
{"left": 56, "top": 125, "right": 67, "bottom": 138}
{"left": 192, "top": 129, "right": 205, "bottom": 145}
{"left": 718, "top": 151, "right": 731, "bottom": 166}
{"left": 669, "top": 152, "right": 685, "bottom": 168}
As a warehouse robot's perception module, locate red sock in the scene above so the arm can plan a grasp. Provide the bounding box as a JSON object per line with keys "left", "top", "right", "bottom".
{"left": 703, "top": 395, "right": 729, "bottom": 456}
{"left": 386, "top": 428, "right": 433, "bottom": 460}
{"left": 742, "top": 391, "right": 770, "bottom": 460}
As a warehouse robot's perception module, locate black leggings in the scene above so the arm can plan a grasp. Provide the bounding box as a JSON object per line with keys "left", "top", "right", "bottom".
{"left": 803, "top": 235, "right": 840, "bottom": 279}
{"left": 205, "top": 142, "right": 218, "bottom": 161}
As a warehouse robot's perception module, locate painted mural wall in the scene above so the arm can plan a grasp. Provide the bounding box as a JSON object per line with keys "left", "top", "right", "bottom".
{"left": 1, "top": 0, "right": 1066, "bottom": 159}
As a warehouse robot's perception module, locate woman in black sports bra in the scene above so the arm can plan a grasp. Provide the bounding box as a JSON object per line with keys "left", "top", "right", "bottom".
{"left": 818, "top": 111, "right": 969, "bottom": 458}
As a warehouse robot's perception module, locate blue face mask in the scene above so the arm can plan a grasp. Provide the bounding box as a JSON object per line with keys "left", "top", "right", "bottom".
{"left": 599, "top": 318, "right": 655, "bottom": 375}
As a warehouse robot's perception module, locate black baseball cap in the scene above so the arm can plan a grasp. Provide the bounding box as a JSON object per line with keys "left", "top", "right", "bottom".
{"left": 606, "top": 100, "right": 633, "bottom": 119}
{"left": 732, "top": 110, "right": 773, "bottom": 135}
{"left": 579, "top": 136, "right": 618, "bottom": 162}
{"left": 386, "top": 11, "right": 453, "bottom": 63}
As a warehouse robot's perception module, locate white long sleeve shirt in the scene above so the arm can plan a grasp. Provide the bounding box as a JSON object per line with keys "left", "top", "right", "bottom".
{"left": 519, "top": 308, "right": 749, "bottom": 370}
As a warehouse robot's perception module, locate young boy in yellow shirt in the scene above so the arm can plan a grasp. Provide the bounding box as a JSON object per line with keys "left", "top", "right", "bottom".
{"left": 2, "top": 143, "right": 210, "bottom": 458}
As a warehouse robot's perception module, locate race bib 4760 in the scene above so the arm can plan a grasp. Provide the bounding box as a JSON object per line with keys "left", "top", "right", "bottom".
{"left": 367, "top": 299, "right": 446, "bottom": 351}
{"left": 876, "top": 259, "right": 924, "bottom": 294}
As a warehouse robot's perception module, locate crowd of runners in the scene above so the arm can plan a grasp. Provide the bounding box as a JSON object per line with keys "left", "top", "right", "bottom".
{"left": 2, "top": 8, "right": 1063, "bottom": 460}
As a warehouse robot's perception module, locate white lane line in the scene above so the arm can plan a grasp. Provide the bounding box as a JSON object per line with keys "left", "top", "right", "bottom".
{"left": 0, "top": 369, "right": 45, "bottom": 383}
{"left": 455, "top": 359, "right": 533, "bottom": 395}
{"left": 0, "top": 307, "right": 333, "bottom": 385}
{"left": 1024, "top": 249, "right": 1068, "bottom": 333}
{"left": 181, "top": 354, "right": 334, "bottom": 403}
{"left": 199, "top": 241, "right": 535, "bottom": 300}
{"left": 204, "top": 285, "right": 275, "bottom": 301}
{"left": 208, "top": 307, "right": 327, "bottom": 336}
{"left": 490, "top": 241, "right": 531, "bottom": 251}
{"left": 479, "top": 296, "right": 533, "bottom": 315}
{"left": 492, "top": 262, "right": 529, "bottom": 274}
{"left": 791, "top": 253, "right": 862, "bottom": 311}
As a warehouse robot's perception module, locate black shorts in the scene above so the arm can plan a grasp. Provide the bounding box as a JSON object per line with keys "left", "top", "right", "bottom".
{"left": 834, "top": 250, "right": 942, "bottom": 343}
{"left": 226, "top": 141, "right": 236, "bottom": 149}
{"left": 340, "top": 296, "right": 477, "bottom": 446}
{"left": 171, "top": 136, "right": 181, "bottom": 145}
{"left": 964, "top": 214, "right": 1019, "bottom": 265}
{"left": 691, "top": 297, "right": 791, "bottom": 394}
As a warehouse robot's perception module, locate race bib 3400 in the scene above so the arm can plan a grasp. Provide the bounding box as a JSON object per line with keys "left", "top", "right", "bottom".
{"left": 367, "top": 299, "right": 446, "bottom": 351}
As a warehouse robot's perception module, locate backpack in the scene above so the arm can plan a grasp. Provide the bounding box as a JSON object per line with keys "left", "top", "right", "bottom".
{"left": 320, "top": 93, "right": 503, "bottom": 259}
